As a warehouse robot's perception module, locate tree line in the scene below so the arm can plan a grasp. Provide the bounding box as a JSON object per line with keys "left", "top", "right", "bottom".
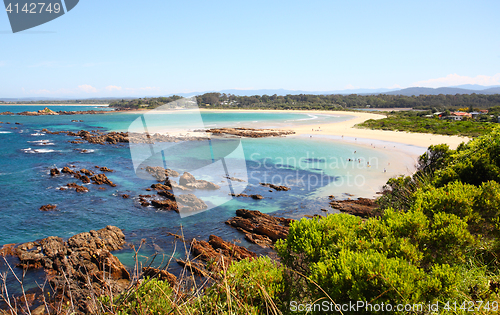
{"left": 109, "top": 93, "right": 500, "bottom": 111}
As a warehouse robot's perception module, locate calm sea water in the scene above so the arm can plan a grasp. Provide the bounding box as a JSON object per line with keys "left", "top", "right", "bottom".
{"left": 0, "top": 107, "right": 406, "bottom": 289}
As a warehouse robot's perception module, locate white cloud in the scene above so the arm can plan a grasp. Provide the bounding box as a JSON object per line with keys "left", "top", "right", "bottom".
{"left": 387, "top": 84, "right": 402, "bottom": 89}
{"left": 413, "top": 73, "right": 500, "bottom": 88}
{"left": 78, "top": 84, "right": 98, "bottom": 93}
{"left": 343, "top": 84, "right": 360, "bottom": 90}
{"left": 105, "top": 85, "right": 122, "bottom": 91}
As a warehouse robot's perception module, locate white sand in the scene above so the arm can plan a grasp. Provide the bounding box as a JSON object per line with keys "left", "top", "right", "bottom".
{"left": 200, "top": 109, "right": 470, "bottom": 150}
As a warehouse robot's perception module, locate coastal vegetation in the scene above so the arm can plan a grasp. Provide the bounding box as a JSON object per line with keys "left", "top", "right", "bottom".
{"left": 109, "top": 93, "right": 500, "bottom": 111}
{"left": 357, "top": 110, "right": 498, "bottom": 137}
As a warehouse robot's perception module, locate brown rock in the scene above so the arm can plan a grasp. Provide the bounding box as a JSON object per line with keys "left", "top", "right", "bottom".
{"left": 251, "top": 194, "right": 264, "bottom": 200}
{"left": 260, "top": 183, "right": 290, "bottom": 191}
{"left": 80, "top": 175, "right": 91, "bottom": 184}
{"left": 179, "top": 172, "right": 220, "bottom": 190}
{"left": 204, "top": 127, "right": 295, "bottom": 138}
{"left": 39, "top": 204, "right": 57, "bottom": 211}
{"left": 208, "top": 235, "right": 256, "bottom": 261}
{"left": 177, "top": 194, "right": 208, "bottom": 213}
{"left": 329, "top": 197, "right": 379, "bottom": 218}
{"left": 50, "top": 168, "right": 60, "bottom": 176}
{"left": 179, "top": 172, "right": 196, "bottom": 185}
{"left": 61, "top": 167, "right": 74, "bottom": 174}
{"left": 142, "top": 267, "right": 177, "bottom": 287}
{"left": 80, "top": 169, "right": 94, "bottom": 176}
{"left": 151, "top": 199, "right": 178, "bottom": 212}
{"left": 66, "top": 183, "right": 89, "bottom": 193}
{"left": 13, "top": 226, "right": 129, "bottom": 313}
{"left": 0, "top": 243, "right": 17, "bottom": 256}
{"left": 225, "top": 209, "right": 294, "bottom": 247}
{"left": 145, "top": 166, "right": 179, "bottom": 182}
{"left": 90, "top": 173, "right": 117, "bottom": 187}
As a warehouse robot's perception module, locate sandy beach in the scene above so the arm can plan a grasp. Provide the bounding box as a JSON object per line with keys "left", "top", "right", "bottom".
{"left": 199, "top": 109, "right": 470, "bottom": 150}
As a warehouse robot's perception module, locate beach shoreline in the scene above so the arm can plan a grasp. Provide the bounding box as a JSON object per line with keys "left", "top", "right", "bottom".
{"left": 197, "top": 108, "right": 470, "bottom": 150}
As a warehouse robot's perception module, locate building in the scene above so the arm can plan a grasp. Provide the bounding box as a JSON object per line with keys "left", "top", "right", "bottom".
{"left": 449, "top": 112, "right": 472, "bottom": 121}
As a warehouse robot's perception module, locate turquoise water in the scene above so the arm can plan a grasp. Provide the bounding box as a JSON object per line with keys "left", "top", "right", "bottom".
{"left": 0, "top": 104, "right": 112, "bottom": 113}
{"left": 0, "top": 108, "right": 402, "bottom": 289}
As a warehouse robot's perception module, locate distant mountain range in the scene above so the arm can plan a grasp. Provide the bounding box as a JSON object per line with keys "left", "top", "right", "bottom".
{"left": 2, "top": 85, "right": 500, "bottom": 102}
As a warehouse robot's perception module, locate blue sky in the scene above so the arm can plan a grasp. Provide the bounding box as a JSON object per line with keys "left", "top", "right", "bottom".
{"left": 0, "top": 0, "right": 499, "bottom": 98}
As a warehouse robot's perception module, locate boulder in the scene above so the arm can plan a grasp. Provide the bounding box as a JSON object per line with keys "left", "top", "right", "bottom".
{"left": 39, "top": 204, "right": 57, "bottom": 211}
{"left": 177, "top": 194, "right": 208, "bottom": 213}
{"left": 50, "top": 168, "right": 60, "bottom": 176}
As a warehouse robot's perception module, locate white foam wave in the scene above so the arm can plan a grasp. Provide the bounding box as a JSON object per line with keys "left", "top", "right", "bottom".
{"left": 285, "top": 114, "right": 318, "bottom": 122}
{"left": 31, "top": 133, "right": 46, "bottom": 136}
{"left": 0, "top": 131, "right": 12, "bottom": 134}
{"left": 23, "top": 148, "right": 56, "bottom": 153}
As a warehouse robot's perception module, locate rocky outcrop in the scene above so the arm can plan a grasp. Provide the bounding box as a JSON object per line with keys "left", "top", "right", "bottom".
{"left": 184, "top": 235, "right": 257, "bottom": 275}
{"left": 179, "top": 172, "right": 220, "bottom": 190}
{"left": 145, "top": 166, "right": 179, "bottom": 182}
{"left": 225, "top": 209, "right": 294, "bottom": 247}
{"left": 15, "top": 107, "right": 59, "bottom": 116}
{"left": 50, "top": 168, "right": 60, "bottom": 176}
{"left": 80, "top": 169, "right": 94, "bottom": 176}
{"left": 66, "top": 183, "right": 89, "bottom": 193}
{"left": 42, "top": 128, "right": 210, "bottom": 145}
{"left": 260, "top": 183, "right": 291, "bottom": 191}
{"left": 61, "top": 166, "right": 74, "bottom": 175}
{"left": 176, "top": 194, "right": 208, "bottom": 213}
{"left": 329, "top": 197, "right": 380, "bottom": 218}
{"left": 203, "top": 127, "right": 295, "bottom": 138}
{"left": 98, "top": 166, "right": 114, "bottom": 172}
{"left": 151, "top": 199, "right": 178, "bottom": 212}
{"left": 40, "top": 204, "right": 57, "bottom": 211}
{"left": 55, "top": 165, "right": 117, "bottom": 188}
{"left": 8, "top": 226, "right": 129, "bottom": 313}
{"left": 90, "top": 173, "right": 117, "bottom": 187}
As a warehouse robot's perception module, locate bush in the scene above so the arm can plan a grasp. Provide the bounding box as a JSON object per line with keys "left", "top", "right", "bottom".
{"left": 276, "top": 211, "right": 480, "bottom": 313}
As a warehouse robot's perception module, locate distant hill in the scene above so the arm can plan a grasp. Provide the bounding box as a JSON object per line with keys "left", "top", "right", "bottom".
{"left": 384, "top": 86, "right": 500, "bottom": 96}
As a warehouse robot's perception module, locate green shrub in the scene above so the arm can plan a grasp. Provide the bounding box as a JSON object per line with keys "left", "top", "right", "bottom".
{"left": 108, "top": 277, "right": 176, "bottom": 315}
{"left": 276, "top": 211, "right": 480, "bottom": 313}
